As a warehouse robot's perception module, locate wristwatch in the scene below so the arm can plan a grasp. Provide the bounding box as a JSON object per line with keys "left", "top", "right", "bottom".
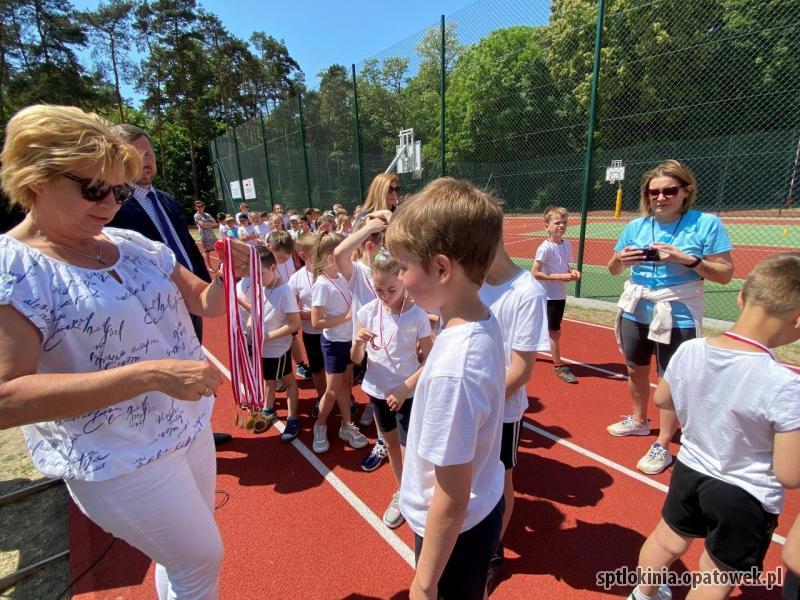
{"left": 686, "top": 255, "right": 702, "bottom": 269}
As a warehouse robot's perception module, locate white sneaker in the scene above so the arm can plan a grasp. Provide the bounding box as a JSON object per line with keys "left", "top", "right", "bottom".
{"left": 607, "top": 415, "right": 651, "bottom": 437}
{"left": 382, "top": 491, "right": 405, "bottom": 529}
{"left": 636, "top": 443, "right": 673, "bottom": 475}
{"left": 628, "top": 585, "right": 672, "bottom": 600}
{"left": 359, "top": 403, "right": 374, "bottom": 427}
{"left": 338, "top": 423, "right": 369, "bottom": 449}
{"left": 312, "top": 423, "right": 329, "bottom": 453}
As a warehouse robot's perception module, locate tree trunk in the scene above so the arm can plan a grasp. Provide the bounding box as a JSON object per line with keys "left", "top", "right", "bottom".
{"left": 109, "top": 32, "right": 124, "bottom": 123}
{"left": 188, "top": 135, "right": 199, "bottom": 200}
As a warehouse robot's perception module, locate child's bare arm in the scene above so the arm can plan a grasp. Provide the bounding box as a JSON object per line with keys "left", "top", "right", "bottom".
{"left": 505, "top": 349, "right": 537, "bottom": 400}
{"left": 774, "top": 430, "right": 800, "bottom": 489}
{"left": 653, "top": 379, "right": 674, "bottom": 411}
{"left": 412, "top": 462, "right": 472, "bottom": 599}
{"left": 265, "top": 312, "right": 301, "bottom": 341}
{"left": 334, "top": 217, "right": 386, "bottom": 281}
{"left": 311, "top": 306, "right": 351, "bottom": 330}
{"left": 350, "top": 319, "right": 372, "bottom": 364}
{"left": 784, "top": 515, "right": 800, "bottom": 575}
{"left": 531, "top": 259, "right": 573, "bottom": 281}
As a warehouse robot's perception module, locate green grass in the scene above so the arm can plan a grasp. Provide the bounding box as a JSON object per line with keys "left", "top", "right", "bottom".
{"left": 509, "top": 221, "right": 798, "bottom": 248}
{"left": 511, "top": 259, "right": 743, "bottom": 322}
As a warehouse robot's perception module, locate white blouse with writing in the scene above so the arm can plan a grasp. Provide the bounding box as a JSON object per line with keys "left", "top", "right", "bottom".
{"left": 0, "top": 228, "right": 213, "bottom": 481}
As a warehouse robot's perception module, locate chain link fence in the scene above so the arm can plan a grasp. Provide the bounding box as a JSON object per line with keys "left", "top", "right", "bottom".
{"left": 211, "top": 0, "right": 800, "bottom": 322}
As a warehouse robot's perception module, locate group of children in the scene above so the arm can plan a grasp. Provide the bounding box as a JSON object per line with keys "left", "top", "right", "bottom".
{"left": 224, "top": 178, "right": 800, "bottom": 600}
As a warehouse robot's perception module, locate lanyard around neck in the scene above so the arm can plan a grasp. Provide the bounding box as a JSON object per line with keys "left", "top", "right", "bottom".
{"left": 722, "top": 332, "right": 776, "bottom": 361}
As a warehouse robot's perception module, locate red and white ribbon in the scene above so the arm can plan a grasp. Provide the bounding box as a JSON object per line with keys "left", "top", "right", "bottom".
{"left": 221, "top": 238, "right": 265, "bottom": 410}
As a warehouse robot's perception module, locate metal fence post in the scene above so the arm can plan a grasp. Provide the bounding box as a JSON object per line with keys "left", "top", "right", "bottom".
{"left": 231, "top": 126, "right": 244, "bottom": 197}
{"left": 440, "top": 14, "right": 446, "bottom": 177}
{"left": 297, "top": 93, "right": 313, "bottom": 208}
{"left": 352, "top": 63, "right": 365, "bottom": 203}
{"left": 575, "top": 0, "right": 606, "bottom": 298}
{"left": 258, "top": 112, "right": 275, "bottom": 209}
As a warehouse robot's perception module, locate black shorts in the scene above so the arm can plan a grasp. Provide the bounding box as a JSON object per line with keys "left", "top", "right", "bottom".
{"left": 368, "top": 395, "right": 413, "bottom": 446}
{"left": 302, "top": 332, "right": 324, "bottom": 374}
{"left": 262, "top": 349, "right": 292, "bottom": 382}
{"left": 785, "top": 570, "right": 800, "bottom": 600}
{"left": 662, "top": 459, "right": 778, "bottom": 572}
{"left": 414, "top": 496, "right": 505, "bottom": 600}
{"left": 321, "top": 335, "right": 351, "bottom": 374}
{"left": 546, "top": 299, "right": 566, "bottom": 331}
{"left": 619, "top": 318, "right": 696, "bottom": 376}
{"left": 500, "top": 420, "right": 523, "bottom": 470}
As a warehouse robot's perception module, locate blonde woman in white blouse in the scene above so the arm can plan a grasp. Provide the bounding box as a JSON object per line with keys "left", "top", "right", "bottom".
{"left": 0, "top": 105, "right": 249, "bottom": 600}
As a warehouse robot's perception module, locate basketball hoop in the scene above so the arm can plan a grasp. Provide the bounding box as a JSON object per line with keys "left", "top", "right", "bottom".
{"left": 386, "top": 128, "right": 423, "bottom": 179}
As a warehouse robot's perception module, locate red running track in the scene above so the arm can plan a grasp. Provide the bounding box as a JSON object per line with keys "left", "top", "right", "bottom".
{"left": 70, "top": 316, "right": 797, "bottom": 599}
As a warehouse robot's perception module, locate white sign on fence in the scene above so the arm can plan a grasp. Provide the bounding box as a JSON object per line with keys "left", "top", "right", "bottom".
{"left": 605, "top": 160, "right": 625, "bottom": 183}
{"left": 230, "top": 180, "right": 242, "bottom": 199}
{"left": 242, "top": 178, "right": 256, "bottom": 200}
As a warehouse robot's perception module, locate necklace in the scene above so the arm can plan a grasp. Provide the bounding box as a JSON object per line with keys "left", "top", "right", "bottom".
{"left": 370, "top": 294, "right": 408, "bottom": 351}
{"left": 722, "top": 332, "right": 776, "bottom": 361}
{"left": 649, "top": 214, "right": 684, "bottom": 274}
{"left": 37, "top": 232, "right": 108, "bottom": 266}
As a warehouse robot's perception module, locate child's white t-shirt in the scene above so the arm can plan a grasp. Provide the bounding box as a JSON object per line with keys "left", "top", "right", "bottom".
{"left": 664, "top": 338, "right": 800, "bottom": 514}
{"left": 261, "top": 283, "right": 299, "bottom": 358}
{"left": 534, "top": 239, "right": 572, "bottom": 300}
{"left": 346, "top": 260, "right": 378, "bottom": 338}
{"left": 399, "top": 316, "right": 506, "bottom": 536}
{"left": 479, "top": 270, "right": 550, "bottom": 422}
{"left": 288, "top": 266, "right": 321, "bottom": 335}
{"left": 219, "top": 224, "right": 229, "bottom": 237}
{"left": 238, "top": 224, "right": 258, "bottom": 246}
{"left": 356, "top": 299, "right": 431, "bottom": 399}
{"left": 254, "top": 223, "right": 270, "bottom": 240}
{"left": 275, "top": 257, "right": 297, "bottom": 283}
{"left": 311, "top": 274, "right": 352, "bottom": 342}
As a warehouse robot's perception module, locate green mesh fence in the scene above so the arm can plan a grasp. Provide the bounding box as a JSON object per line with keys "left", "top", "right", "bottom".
{"left": 210, "top": 0, "right": 800, "bottom": 322}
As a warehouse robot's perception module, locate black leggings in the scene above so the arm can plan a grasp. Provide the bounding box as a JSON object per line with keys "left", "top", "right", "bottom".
{"left": 619, "top": 318, "right": 697, "bottom": 376}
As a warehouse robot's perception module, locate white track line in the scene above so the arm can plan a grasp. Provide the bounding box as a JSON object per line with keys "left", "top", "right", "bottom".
{"left": 202, "top": 345, "right": 416, "bottom": 567}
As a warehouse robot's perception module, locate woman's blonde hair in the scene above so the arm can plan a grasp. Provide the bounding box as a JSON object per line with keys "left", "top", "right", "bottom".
{"left": 311, "top": 232, "right": 345, "bottom": 277}
{"left": 639, "top": 159, "right": 697, "bottom": 217}
{"left": 361, "top": 173, "right": 399, "bottom": 214}
{"left": 1, "top": 105, "right": 142, "bottom": 210}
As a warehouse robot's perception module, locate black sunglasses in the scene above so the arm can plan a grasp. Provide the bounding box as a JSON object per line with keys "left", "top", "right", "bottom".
{"left": 62, "top": 172, "right": 134, "bottom": 205}
{"left": 647, "top": 185, "right": 682, "bottom": 199}
{"left": 388, "top": 185, "right": 400, "bottom": 193}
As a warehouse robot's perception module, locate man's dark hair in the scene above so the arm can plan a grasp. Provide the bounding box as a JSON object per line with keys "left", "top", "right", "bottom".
{"left": 114, "top": 124, "right": 152, "bottom": 145}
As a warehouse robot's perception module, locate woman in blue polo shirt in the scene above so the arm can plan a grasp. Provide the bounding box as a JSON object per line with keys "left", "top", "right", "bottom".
{"left": 607, "top": 160, "right": 733, "bottom": 475}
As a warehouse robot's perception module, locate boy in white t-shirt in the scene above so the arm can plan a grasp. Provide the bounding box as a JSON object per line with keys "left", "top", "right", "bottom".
{"left": 531, "top": 205, "right": 581, "bottom": 383}
{"left": 253, "top": 212, "right": 270, "bottom": 242}
{"left": 479, "top": 234, "right": 549, "bottom": 589}
{"left": 237, "top": 214, "right": 259, "bottom": 246}
{"left": 269, "top": 230, "right": 304, "bottom": 382}
{"left": 242, "top": 247, "right": 302, "bottom": 442}
{"left": 288, "top": 233, "right": 325, "bottom": 400}
{"left": 628, "top": 253, "right": 800, "bottom": 600}
{"left": 386, "top": 177, "right": 506, "bottom": 600}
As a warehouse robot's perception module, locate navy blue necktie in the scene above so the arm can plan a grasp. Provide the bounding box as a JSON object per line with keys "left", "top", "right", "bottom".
{"left": 147, "top": 190, "right": 191, "bottom": 270}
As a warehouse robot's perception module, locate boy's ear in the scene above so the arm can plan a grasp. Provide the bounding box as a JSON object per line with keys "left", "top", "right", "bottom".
{"left": 432, "top": 254, "right": 452, "bottom": 283}
{"left": 736, "top": 290, "right": 744, "bottom": 309}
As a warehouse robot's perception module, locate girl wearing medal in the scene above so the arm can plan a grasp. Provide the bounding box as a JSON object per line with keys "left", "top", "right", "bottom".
{"left": 310, "top": 233, "right": 369, "bottom": 453}
{"left": 608, "top": 160, "right": 734, "bottom": 475}
{"left": 351, "top": 251, "right": 433, "bottom": 529}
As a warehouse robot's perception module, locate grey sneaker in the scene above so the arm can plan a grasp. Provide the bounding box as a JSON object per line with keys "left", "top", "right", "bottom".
{"left": 628, "top": 585, "right": 672, "bottom": 600}
{"left": 607, "top": 415, "right": 651, "bottom": 437}
{"left": 636, "top": 442, "right": 673, "bottom": 475}
{"left": 382, "top": 491, "right": 404, "bottom": 529}
{"left": 312, "top": 423, "right": 329, "bottom": 453}
{"left": 554, "top": 364, "right": 577, "bottom": 383}
{"left": 338, "top": 423, "right": 368, "bottom": 449}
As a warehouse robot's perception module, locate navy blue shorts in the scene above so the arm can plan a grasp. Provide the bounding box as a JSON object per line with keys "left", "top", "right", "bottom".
{"left": 321, "top": 335, "right": 351, "bottom": 374}
{"left": 414, "top": 496, "right": 505, "bottom": 600}
{"left": 302, "top": 332, "right": 324, "bottom": 374}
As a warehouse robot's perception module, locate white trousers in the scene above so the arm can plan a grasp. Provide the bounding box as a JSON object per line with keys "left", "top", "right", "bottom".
{"left": 67, "top": 426, "right": 222, "bottom": 600}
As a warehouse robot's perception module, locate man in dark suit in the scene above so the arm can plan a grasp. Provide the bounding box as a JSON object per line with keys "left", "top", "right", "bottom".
{"left": 111, "top": 124, "right": 231, "bottom": 445}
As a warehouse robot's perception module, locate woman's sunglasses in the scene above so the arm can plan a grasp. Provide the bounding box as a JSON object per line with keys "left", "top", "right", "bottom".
{"left": 647, "top": 185, "right": 682, "bottom": 199}
{"left": 62, "top": 172, "right": 134, "bottom": 205}
{"left": 388, "top": 185, "right": 400, "bottom": 193}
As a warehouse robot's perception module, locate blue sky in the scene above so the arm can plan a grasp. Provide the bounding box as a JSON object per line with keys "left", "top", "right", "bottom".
{"left": 71, "top": 0, "right": 475, "bottom": 105}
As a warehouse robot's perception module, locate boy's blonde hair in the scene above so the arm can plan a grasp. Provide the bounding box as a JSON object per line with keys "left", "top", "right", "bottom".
{"left": 386, "top": 177, "right": 503, "bottom": 286}
{"left": 268, "top": 230, "right": 294, "bottom": 253}
{"left": 639, "top": 159, "right": 697, "bottom": 217}
{"left": 543, "top": 205, "right": 568, "bottom": 223}
{"left": 295, "top": 232, "right": 318, "bottom": 257}
{"left": 741, "top": 253, "right": 800, "bottom": 315}
{"left": 311, "top": 232, "right": 345, "bottom": 277}
{"left": 1, "top": 104, "right": 142, "bottom": 210}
